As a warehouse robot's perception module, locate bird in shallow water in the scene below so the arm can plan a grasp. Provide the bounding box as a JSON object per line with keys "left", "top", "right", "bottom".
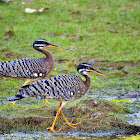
{"left": 8, "top": 62, "right": 107, "bottom": 132}
{"left": 0, "top": 38, "right": 61, "bottom": 105}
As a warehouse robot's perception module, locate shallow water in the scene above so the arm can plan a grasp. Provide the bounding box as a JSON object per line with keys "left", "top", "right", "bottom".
{"left": 127, "top": 110, "right": 140, "bottom": 126}
{"left": 0, "top": 130, "right": 127, "bottom": 140}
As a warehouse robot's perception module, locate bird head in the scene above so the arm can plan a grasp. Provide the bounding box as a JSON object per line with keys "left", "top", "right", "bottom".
{"left": 33, "top": 38, "right": 61, "bottom": 49}
{"left": 77, "top": 63, "right": 107, "bottom": 77}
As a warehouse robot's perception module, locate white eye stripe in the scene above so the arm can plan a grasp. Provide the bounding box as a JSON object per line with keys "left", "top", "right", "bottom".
{"left": 36, "top": 39, "right": 46, "bottom": 41}
{"left": 83, "top": 71, "right": 88, "bottom": 75}
{"left": 34, "top": 44, "right": 46, "bottom": 46}
{"left": 81, "top": 64, "right": 92, "bottom": 67}
{"left": 78, "top": 69, "right": 88, "bottom": 73}
{"left": 78, "top": 69, "right": 84, "bottom": 73}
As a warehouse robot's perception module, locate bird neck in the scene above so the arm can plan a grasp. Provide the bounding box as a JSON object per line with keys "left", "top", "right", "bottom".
{"left": 83, "top": 74, "right": 91, "bottom": 92}
{"left": 36, "top": 48, "right": 54, "bottom": 61}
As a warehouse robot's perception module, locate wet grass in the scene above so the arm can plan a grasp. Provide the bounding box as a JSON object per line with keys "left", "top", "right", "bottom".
{"left": 0, "top": 0, "right": 139, "bottom": 136}
{"left": 0, "top": 99, "right": 128, "bottom": 132}
{"left": 1, "top": 98, "right": 139, "bottom": 134}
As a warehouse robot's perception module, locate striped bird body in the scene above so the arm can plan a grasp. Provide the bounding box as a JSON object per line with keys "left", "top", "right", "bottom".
{"left": 0, "top": 57, "right": 53, "bottom": 81}
{"left": 7, "top": 63, "right": 107, "bottom": 132}
{"left": 8, "top": 74, "right": 87, "bottom": 102}
{"left": 0, "top": 38, "right": 61, "bottom": 84}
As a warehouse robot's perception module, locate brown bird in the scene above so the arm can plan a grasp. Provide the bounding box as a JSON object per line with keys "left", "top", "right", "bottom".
{"left": 1, "top": 38, "right": 61, "bottom": 105}
{"left": 8, "top": 62, "right": 107, "bottom": 132}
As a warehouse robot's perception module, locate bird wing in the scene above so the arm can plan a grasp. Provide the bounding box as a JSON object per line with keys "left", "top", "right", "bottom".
{"left": 16, "top": 75, "right": 84, "bottom": 101}
{"left": 0, "top": 58, "right": 48, "bottom": 79}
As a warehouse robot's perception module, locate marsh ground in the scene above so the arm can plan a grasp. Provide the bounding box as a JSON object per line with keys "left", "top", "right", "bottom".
{"left": 0, "top": 0, "right": 139, "bottom": 139}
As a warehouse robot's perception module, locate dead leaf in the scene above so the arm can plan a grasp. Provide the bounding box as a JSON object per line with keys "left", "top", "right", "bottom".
{"left": 70, "top": 10, "right": 81, "bottom": 15}
{"left": 25, "top": 8, "right": 37, "bottom": 13}
{"left": 3, "top": 28, "right": 14, "bottom": 39}
{"left": 25, "top": 7, "right": 49, "bottom": 13}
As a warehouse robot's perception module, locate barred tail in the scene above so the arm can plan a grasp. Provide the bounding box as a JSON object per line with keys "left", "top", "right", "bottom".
{"left": 7, "top": 94, "right": 24, "bottom": 101}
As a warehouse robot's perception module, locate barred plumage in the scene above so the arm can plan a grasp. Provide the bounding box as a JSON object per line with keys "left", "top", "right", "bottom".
{"left": 1, "top": 38, "right": 61, "bottom": 105}
{"left": 8, "top": 63, "right": 107, "bottom": 132}
{"left": 0, "top": 58, "right": 51, "bottom": 79}
{"left": 0, "top": 38, "right": 61, "bottom": 84}
{"left": 8, "top": 74, "right": 86, "bottom": 101}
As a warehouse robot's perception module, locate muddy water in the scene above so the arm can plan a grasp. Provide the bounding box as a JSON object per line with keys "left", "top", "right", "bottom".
{"left": 88, "top": 89, "right": 140, "bottom": 125}
{"left": 87, "top": 89, "right": 140, "bottom": 139}
{"left": 127, "top": 110, "right": 140, "bottom": 126}
{"left": 0, "top": 130, "right": 128, "bottom": 140}
{"left": 1, "top": 131, "right": 140, "bottom": 140}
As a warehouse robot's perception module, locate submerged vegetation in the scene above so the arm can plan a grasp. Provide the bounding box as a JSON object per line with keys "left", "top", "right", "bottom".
{"left": 0, "top": 0, "right": 139, "bottom": 138}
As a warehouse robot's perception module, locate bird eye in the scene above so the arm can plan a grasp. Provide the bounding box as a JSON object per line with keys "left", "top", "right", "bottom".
{"left": 88, "top": 66, "right": 91, "bottom": 69}
{"left": 43, "top": 41, "right": 46, "bottom": 44}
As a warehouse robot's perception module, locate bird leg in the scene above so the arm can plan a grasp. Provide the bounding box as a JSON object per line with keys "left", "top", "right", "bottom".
{"left": 60, "top": 110, "right": 82, "bottom": 128}
{"left": 47, "top": 101, "right": 81, "bottom": 133}
{"left": 47, "top": 103, "right": 63, "bottom": 132}
{"left": 44, "top": 99, "right": 53, "bottom": 105}
{"left": 24, "top": 80, "right": 53, "bottom": 105}
{"left": 24, "top": 80, "right": 52, "bottom": 105}
{"left": 23, "top": 79, "right": 30, "bottom": 86}
{"left": 9, "top": 101, "right": 16, "bottom": 105}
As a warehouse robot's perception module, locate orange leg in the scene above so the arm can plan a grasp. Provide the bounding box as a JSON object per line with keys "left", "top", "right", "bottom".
{"left": 60, "top": 110, "right": 81, "bottom": 128}
{"left": 10, "top": 101, "right": 16, "bottom": 105}
{"left": 24, "top": 81, "right": 53, "bottom": 105}
{"left": 9, "top": 80, "right": 31, "bottom": 106}
{"left": 9, "top": 81, "right": 28, "bottom": 106}
{"left": 47, "top": 101, "right": 81, "bottom": 133}
{"left": 44, "top": 99, "right": 53, "bottom": 105}
{"left": 47, "top": 102, "right": 63, "bottom": 132}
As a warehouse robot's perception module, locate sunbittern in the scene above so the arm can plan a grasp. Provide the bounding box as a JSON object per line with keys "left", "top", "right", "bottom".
{"left": 8, "top": 62, "right": 107, "bottom": 132}
{"left": 0, "top": 38, "right": 61, "bottom": 105}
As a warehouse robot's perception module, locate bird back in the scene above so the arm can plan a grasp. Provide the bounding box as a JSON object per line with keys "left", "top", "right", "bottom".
{"left": 15, "top": 75, "right": 85, "bottom": 101}
{"left": 0, "top": 58, "right": 49, "bottom": 79}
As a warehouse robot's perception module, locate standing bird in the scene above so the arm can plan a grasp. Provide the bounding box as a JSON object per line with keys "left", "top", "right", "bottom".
{"left": 8, "top": 63, "right": 107, "bottom": 132}
{"left": 0, "top": 38, "right": 61, "bottom": 105}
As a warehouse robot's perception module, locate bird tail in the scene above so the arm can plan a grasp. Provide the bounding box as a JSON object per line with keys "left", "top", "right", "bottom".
{"left": 7, "top": 94, "right": 24, "bottom": 101}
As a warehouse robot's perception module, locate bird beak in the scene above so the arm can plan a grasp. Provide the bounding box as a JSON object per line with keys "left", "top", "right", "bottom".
{"left": 90, "top": 68, "right": 107, "bottom": 77}
{"left": 45, "top": 43, "right": 62, "bottom": 49}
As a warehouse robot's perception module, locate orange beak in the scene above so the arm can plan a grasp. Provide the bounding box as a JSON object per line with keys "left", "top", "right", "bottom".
{"left": 90, "top": 68, "right": 107, "bottom": 77}
{"left": 47, "top": 43, "right": 62, "bottom": 49}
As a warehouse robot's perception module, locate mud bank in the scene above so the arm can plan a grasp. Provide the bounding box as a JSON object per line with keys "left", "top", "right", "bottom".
{"left": 0, "top": 99, "right": 139, "bottom": 135}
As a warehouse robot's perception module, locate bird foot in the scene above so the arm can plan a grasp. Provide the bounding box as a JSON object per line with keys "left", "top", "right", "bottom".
{"left": 47, "top": 127, "right": 62, "bottom": 133}
{"left": 44, "top": 99, "right": 53, "bottom": 105}
{"left": 65, "top": 119, "right": 82, "bottom": 128}
{"left": 9, "top": 101, "right": 16, "bottom": 105}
